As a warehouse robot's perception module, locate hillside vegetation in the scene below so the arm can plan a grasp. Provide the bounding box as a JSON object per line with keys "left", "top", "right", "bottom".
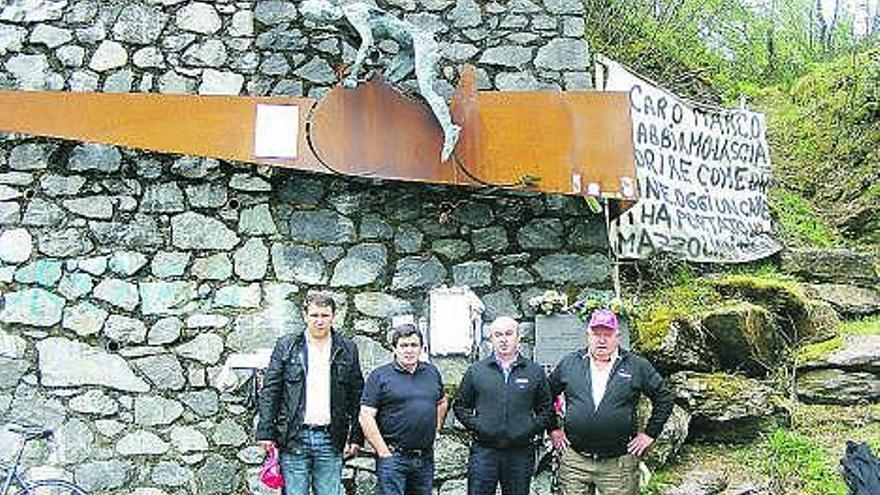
{"left": 581, "top": 1, "right": 879, "bottom": 493}
{"left": 758, "top": 47, "right": 880, "bottom": 248}
{"left": 583, "top": 0, "right": 878, "bottom": 251}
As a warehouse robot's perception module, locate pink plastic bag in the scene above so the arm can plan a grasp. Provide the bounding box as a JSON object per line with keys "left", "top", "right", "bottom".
{"left": 260, "top": 447, "right": 284, "bottom": 489}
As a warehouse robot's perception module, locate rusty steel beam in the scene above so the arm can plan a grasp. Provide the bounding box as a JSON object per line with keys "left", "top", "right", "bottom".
{"left": 0, "top": 68, "right": 637, "bottom": 197}
{"left": 0, "top": 90, "right": 323, "bottom": 171}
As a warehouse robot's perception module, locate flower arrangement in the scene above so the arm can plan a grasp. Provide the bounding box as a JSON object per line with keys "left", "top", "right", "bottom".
{"left": 527, "top": 290, "right": 569, "bottom": 316}
{"left": 571, "top": 293, "right": 633, "bottom": 321}
{"left": 529, "top": 289, "right": 635, "bottom": 319}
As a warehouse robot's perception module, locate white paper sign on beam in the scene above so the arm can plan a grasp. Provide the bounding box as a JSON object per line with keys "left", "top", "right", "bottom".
{"left": 428, "top": 287, "right": 484, "bottom": 357}
{"left": 597, "top": 56, "right": 781, "bottom": 263}
{"left": 254, "top": 104, "right": 299, "bottom": 159}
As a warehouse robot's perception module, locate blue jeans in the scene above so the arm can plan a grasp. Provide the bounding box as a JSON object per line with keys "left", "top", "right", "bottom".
{"left": 467, "top": 444, "right": 535, "bottom": 495}
{"left": 376, "top": 452, "right": 434, "bottom": 495}
{"left": 279, "top": 429, "right": 343, "bottom": 495}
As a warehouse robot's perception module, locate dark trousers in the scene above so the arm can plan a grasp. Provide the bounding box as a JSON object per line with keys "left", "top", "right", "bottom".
{"left": 376, "top": 452, "right": 434, "bottom": 495}
{"left": 467, "top": 444, "right": 535, "bottom": 495}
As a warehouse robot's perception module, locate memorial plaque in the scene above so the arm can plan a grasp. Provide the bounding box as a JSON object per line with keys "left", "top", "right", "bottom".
{"left": 534, "top": 314, "right": 585, "bottom": 369}
{"left": 428, "top": 287, "right": 483, "bottom": 357}
{"left": 226, "top": 348, "right": 273, "bottom": 370}
{"left": 535, "top": 314, "right": 632, "bottom": 370}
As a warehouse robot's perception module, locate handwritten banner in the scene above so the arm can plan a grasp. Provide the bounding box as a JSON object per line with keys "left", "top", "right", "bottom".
{"left": 599, "top": 56, "right": 781, "bottom": 262}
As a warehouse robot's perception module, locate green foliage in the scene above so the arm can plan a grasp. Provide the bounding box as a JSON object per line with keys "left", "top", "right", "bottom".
{"left": 758, "top": 47, "right": 880, "bottom": 246}
{"left": 639, "top": 471, "right": 675, "bottom": 495}
{"left": 769, "top": 186, "right": 844, "bottom": 248}
{"left": 839, "top": 314, "right": 880, "bottom": 336}
{"left": 796, "top": 337, "right": 844, "bottom": 364}
{"left": 760, "top": 429, "right": 847, "bottom": 495}
{"left": 869, "top": 436, "right": 880, "bottom": 454}
{"left": 586, "top": 0, "right": 863, "bottom": 102}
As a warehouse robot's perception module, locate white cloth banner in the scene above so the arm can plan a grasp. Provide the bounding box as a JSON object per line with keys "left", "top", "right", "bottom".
{"left": 598, "top": 56, "right": 781, "bottom": 263}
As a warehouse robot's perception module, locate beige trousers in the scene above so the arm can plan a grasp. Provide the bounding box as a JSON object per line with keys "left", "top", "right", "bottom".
{"left": 557, "top": 448, "right": 640, "bottom": 495}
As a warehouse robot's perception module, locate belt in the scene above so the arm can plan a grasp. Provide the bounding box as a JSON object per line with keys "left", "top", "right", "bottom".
{"left": 575, "top": 449, "right": 624, "bottom": 461}
{"left": 389, "top": 444, "right": 431, "bottom": 457}
{"left": 302, "top": 424, "right": 330, "bottom": 432}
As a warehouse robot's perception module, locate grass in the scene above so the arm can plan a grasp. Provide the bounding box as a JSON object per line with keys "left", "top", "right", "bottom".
{"left": 769, "top": 186, "right": 845, "bottom": 249}
{"left": 761, "top": 429, "right": 847, "bottom": 495}
{"left": 648, "top": 403, "right": 880, "bottom": 494}
{"left": 757, "top": 47, "right": 880, "bottom": 248}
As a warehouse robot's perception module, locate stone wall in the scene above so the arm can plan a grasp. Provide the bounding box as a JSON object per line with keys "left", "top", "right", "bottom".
{"left": 0, "top": 1, "right": 602, "bottom": 493}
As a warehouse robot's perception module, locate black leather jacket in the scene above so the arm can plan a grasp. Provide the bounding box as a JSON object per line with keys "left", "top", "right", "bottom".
{"left": 257, "top": 331, "right": 364, "bottom": 451}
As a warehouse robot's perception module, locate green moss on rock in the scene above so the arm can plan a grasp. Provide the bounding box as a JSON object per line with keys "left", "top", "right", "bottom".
{"left": 796, "top": 315, "right": 880, "bottom": 364}
{"left": 632, "top": 279, "right": 721, "bottom": 353}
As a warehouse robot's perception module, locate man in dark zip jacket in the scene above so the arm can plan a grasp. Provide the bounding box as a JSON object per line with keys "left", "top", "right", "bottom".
{"left": 548, "top": 309, "right": 673, "bottom": 495}
{"left": 454, "top": 316, "right": 553, "bottom": 495}
{"left": 257, "top": 292, "right": 364, "bottom": 495}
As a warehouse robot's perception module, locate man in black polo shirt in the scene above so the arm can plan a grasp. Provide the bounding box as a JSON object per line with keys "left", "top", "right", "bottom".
{"left": 454, "top": 316, "right": 553, "bottom": 495}
{"left": 360, "top": 324, "right": 448, "bottom": 495}
{"left": 548, "top": 309, "right": 673, "bottom": 495}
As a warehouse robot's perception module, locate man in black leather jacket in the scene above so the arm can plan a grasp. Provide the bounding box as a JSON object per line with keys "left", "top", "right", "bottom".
{"left": 257, "top": 292, "right": 364, "bottom": 495}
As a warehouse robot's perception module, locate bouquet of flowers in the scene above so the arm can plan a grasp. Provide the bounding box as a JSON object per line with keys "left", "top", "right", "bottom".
{"left": 528, "top": 290, "right": 569, "bottom": 316}
{"left": 571, "top": 293, "right": 632, "bottom": 321}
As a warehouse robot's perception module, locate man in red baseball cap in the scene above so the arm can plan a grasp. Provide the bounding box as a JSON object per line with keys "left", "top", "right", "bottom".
{"left": 547, "top": 309, "right": 673, "bottom": 495}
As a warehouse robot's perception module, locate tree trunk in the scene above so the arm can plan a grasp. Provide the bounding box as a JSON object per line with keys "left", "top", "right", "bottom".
{"left": 815, "top": 0, "right": 829, "bottom": 51}
{"left": 826, "top": 0, "right": 841, "bottom": 50}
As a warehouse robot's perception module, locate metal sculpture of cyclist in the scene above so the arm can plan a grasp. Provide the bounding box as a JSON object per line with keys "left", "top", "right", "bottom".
{"left": 300, "top": 0, "right": 462, "bottom": 162}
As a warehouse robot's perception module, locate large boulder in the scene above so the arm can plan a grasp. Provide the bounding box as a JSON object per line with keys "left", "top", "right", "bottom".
{"left": 796, "top": 369, "right": 880, "bottom": 404}
{"left": 780, "top": 248, "right": 879, "bottom": 288}
{"left": 661, "top": 470, "right": 728, "bottom": 495}
{"left": 800, "top": 299, "right": 841, "bottom": 344}
{"left": 796, "top": 333, "right": 880, "bottom": 404}
{"left": 638, "top": 400, "right": 690, "bottom": 470}
{"left": 668, "top": 371, "right": 790, "bottom": 443}
{"left": 797, "top": 333, "right": 880, "bottom": 371}
{"left": 803, "top": 284, "right": 880, "bottom": 317}
{"left": 712, "top": 275, "right": 836, "bottom": 343}
{"left": 635, "top": 317, "right": 718, "bottom": 375}
{"left": 701, "top": 302, "right": 782, "bottom": 377}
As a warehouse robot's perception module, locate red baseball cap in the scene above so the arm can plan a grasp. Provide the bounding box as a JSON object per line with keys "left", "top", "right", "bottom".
{"left": 588, "top": 309, "right": 618, "bottom": 332}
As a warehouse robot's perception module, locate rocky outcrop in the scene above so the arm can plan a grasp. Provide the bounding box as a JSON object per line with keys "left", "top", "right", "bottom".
{"left": 668, "top": 371, "right": 790, "bottom": 443}
{"left": 712, "top": 275, "right": 837, "bottom": 344}
{"left": 796, "top": 368, "right": 880, "bottom": 404}
{"left": 796, "top": 333, "right": 880, "bottom": 404}
{"left": 780, "top": 248, "right": 879, "bottom": 288}
{"left": 639, "top": 318, "right": 719, "bottom": 375}
{"left": 640, "top": 401, "right": 691, "bottom": 470}
{"left": 803, "top": 283, "right": 880, "bottom": 317}
{"left": 661, "top": 471, "right": 728, "bottom": 495}
{"left": 702, "top": 303, "right": 782, "bottom": 376}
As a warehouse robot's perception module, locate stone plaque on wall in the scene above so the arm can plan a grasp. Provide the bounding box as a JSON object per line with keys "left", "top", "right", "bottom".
{"left": 534, "top": 314, "right": 585, "bottom": 369}
{"left": 535, "top": 313, "right": 632, "bottom": 370}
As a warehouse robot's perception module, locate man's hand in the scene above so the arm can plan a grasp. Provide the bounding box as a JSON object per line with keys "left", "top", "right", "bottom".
{"left": 259, "top": 440, "right": 276, "bottom": 453}
{"left": 343, "top": 443, "right": 360, "bottom": 460}
{"left": 627, "top": 433, "right": 655, "bottom": 456}
{"left": 549, "top": 429, "right": 569, "bottom": 453}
